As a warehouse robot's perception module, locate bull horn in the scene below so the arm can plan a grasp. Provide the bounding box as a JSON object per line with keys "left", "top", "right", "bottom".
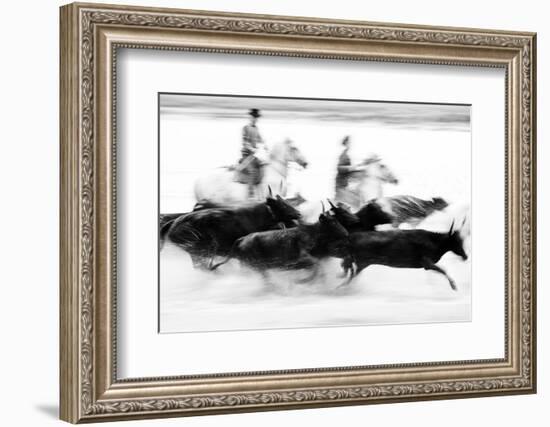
{"left": 321, "top": 201, "right": 326, "bottom": 214}
{"left": 268, "top": 185, "right": 273, "bottom": 197}
{"left": 327, "top": 199, "right": 336, "bottom": 209}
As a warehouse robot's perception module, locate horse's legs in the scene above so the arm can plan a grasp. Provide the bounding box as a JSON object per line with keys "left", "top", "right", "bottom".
{"left": 247, "top": 182, "right": 267, "bottom": 201}
{"left": 247, "top": 184, "right": 255, "bottom": 200}
{"left": 255, "top": 184, "right": 265, "bottom": 200}
{"left": 258, "top": 269, "right": 278, "bottom": 293}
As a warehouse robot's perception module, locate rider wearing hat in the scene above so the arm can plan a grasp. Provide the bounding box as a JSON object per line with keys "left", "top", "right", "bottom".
{"left": 241, "top": 108, "right": 263, "bottom": 157}
{"left": 237, "top": 108, "right": 266, "bottom": 198}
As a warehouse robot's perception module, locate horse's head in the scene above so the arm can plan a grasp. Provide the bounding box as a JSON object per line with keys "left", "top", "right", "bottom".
{"left": 360, "top": 156, "right": 399, "bottom": 185}
{"left": 284, "top": 139, "right": 308, "bottom": 168}
{"left": 377, "top": 163, "right": 399, "bottom": 185}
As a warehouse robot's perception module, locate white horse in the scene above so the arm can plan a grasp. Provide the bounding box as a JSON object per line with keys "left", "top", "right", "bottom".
{"left": 336, "top": 158, "right": 399, "bottom": 210}
{"left": 194, "top": 139, "right": 308, "bottom": 204}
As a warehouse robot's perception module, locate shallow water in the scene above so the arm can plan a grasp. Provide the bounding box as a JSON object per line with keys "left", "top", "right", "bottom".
{"left": 160, "top": 235, "right": 471, "bottom": 334}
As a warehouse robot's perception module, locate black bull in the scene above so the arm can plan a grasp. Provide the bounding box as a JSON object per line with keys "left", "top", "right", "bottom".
{"left": 326, "top": 199, "right": 391, "bottom": 232}
{"left": 210, "top": 210, "right": 350, "bottom": 284}
{"left": 328, "top": 195, "right": 450, "bottom": 231}
{"left": 159, "top": 194, "right": 307, "bottom": 232}
{"left": 339, "top": 227, "right": 468, "bottom": 290}
{"left": 161, "top": 195, "right": 301, "bottom": 269}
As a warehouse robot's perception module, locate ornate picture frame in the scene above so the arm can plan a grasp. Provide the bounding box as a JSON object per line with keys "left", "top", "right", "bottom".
{"left": 60, "top": 2, "right": 536, "bottom": 423}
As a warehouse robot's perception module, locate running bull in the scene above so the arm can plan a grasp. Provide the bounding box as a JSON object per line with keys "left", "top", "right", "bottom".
{"left": 210, "top": 203, "right": 350, "bottom": 284}
{"left": 161, "top": 191, "right": 301, "bottom": 269}
{"left": 340, "top": 221, "right": 468, "bottom": 290}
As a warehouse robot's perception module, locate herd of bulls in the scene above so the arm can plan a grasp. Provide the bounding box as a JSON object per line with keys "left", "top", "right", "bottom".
{"left": 160, "top": 189, "right": 469, "bottom": 290}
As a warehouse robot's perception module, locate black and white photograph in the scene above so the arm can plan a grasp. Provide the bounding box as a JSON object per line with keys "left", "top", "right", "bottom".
{"left": 159, "top": 93, "right": 472, "bottom": 333}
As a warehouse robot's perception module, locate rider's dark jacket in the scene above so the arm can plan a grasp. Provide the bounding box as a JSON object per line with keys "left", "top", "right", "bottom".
{"left": 241, "top": 124, "right": 263, "bottom": 157}
{"left": 335, "top": 148, "right": 352, "bottom": 190}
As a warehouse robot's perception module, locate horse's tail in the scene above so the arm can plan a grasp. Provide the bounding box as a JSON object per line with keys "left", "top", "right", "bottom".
{"left": 387, "top": 196, "right": 422, "bottom": 219}
{"left": 386, "top": 195, "right": 447, "bottom": 225}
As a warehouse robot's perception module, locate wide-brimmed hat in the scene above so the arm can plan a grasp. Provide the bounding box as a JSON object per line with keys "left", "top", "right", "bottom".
{"left": 249, "top": 108, "right": 261, "bottom": 118}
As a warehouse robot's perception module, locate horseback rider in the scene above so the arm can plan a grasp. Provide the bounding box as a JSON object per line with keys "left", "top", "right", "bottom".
{"left": 334, "top": 136, "right": 379, "bottom": 206}
{"left": 236, "top": 108, "right": 267, "bottom": 198}
{"left": 335, "top": 136, "right": 357, "bottom": 203}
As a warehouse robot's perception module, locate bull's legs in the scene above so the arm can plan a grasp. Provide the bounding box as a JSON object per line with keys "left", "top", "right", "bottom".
{"left": 257, "top": 269, "right": 280, "bottom": 294}
{"left": 336, "top": 272, "right": 355, "bottom": 289}
{"left": 297, "top": 263, "right": 320, "bottom": 284}
{"left": 422, "top": 259, "right": 457, "bottom": 291}
{"left": 338, "top": 258, "right": 349, "bottom": 278}
{"left": 190, "top": 254, "right": 209, "bottom": 270}
{"left": 338, "top": 256, "right": 356, "bottom": 278}
{"left": 209, "top": 255, "right": 231, "bottom": 271}
{"left": 292, "top": 253, "right": 320, "bottom": 284}
{"left": 259, "top": 270, "right": 272, "bottom": 286}
{"left": 336, "top": 260, "right": 364, "bottom": 289}
{"left": 206, "top": 242, "right": 219, "bottom": 270}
